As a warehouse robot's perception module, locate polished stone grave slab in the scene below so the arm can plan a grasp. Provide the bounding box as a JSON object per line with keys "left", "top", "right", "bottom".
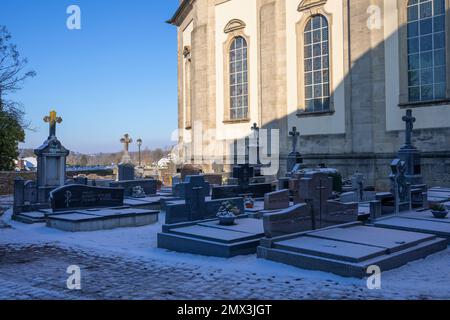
{"left": 46, "top": 207, "right": 159, "bottom": 232}
{"left": 374, "top": 211, "right": 450, "bottom": 241}
{"left": 257, "top": 222, "right": 446, "bottom": 278}
{"left": 158, "top": 217, "right": 265, "bottom": 257}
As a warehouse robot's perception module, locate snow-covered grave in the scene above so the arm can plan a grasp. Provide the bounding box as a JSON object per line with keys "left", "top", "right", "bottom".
{"left": 374, "top": 210, "right": 450, "bottom": 242}
{"left": 258, "top": 222, "right": 447, "bottom": 278}
{"left": 428, "top": 187, "right": 450, "bottom": 203}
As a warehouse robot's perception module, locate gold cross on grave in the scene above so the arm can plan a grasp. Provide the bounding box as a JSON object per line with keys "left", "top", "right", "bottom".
{"left": 43, "top": 110, "right": 63, "bottom": 138}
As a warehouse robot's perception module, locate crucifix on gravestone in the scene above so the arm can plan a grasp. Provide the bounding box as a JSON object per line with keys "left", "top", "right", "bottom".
{"left": 43, "top": 110, "right": 62, "bottom": 139}
{"left": 402, "top": 109, "right": 416, "bottom": 148}
{"left": 289, "top": 127, "right": 300, "bottom": 154}
{"left": 120, "top": 134, "right": 133, "bottom": 163}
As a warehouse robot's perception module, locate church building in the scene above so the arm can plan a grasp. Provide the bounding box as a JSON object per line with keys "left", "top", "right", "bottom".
{"left": 169, "top": 0, "right": 450, "bottom": 189}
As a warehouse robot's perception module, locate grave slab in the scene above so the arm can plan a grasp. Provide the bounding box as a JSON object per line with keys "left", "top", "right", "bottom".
{"left": 257, "top": 223, "right": 447, "bottom": 278}
{"left": 374, "top": 216, "right": 450, "bottom": 241}
{"left": 46, "top": 208, "right": 159, "bottom": 232}
{"left": 275, "top": 236, "right": 386, "bottom": 263}
{"left": 158, "top": 217, "right": 265, "bottom": 257}
{"left": 309, "top": 226, "right": 435, "bottom": 254}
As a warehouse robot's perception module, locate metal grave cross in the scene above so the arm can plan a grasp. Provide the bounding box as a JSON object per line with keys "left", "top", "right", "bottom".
{"left": 43, "top": 110, "right": 63, "bottom": 138}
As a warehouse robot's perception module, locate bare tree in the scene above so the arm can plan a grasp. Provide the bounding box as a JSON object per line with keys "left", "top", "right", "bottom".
{"left": 0, "top": 26, "right": 36, "bottom": 170}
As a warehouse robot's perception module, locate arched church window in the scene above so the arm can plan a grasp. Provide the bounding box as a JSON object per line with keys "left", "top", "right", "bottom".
{"left": 407, "top": 0, "right": 446, "bottom": 102}
{"left": 304, "top": 15, "right": 330, "bottom": 112}
{"left": 230, "top": 36, "right": 248, "bottom": 120}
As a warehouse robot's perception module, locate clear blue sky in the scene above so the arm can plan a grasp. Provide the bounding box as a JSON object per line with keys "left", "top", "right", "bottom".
{"left": 0, "top": 0, "right": 179, "bottom": 154}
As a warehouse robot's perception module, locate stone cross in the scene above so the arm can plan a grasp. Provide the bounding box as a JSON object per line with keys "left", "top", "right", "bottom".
{"left": 402, "top": 109, "right": 416, "bottom": 148}
{"left": 120, "top": 134, "right": 133, "bottom": 153}
{"left": 120, "top": 134, "right": 133, "bottom": 163}
{"left": 289, "top": 127, "right": 300, "bottom": 154}
{"left": 43, "top": 110, "right": 62, "bottom": 138}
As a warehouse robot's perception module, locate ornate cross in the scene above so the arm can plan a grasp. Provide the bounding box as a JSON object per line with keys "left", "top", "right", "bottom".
{"left": 402, "top": 109, "right": 416, "bottom": 148}
{"left": 43, "top": 110, "right": 62, "bottom": 138}
{"left": 289, "top": 127, "right": 300, "bottom": 153}
{"left": 120, "top": 134, "right": 133, "bottom": 153}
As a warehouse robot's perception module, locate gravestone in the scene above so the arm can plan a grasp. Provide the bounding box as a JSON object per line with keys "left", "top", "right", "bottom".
{"left": 233, "top": 164, "right": 254, "bottom": 188}
{"left": 398, "top": 109, "right": 423, "bottom": 185}
{"left": 165, "top": 176, "right": 244, "bottom": 224}
{"left": 50, "top": 185, "right": 124, "bottom": 212}
{"left": 264, "top": 189, "right": 290, "bottom": 211}
{"left": 118, "top": 163, "right": 135, "bottom": 181}
{"left": 173, "top": 175, "right": 210, "bottom": 199}
{"left": 263, "top": 204, "right": 311, "bottom": 238}
{"left": 289, "top": 171, "right": 358, "bottom": 228}
{"left": 34, "top": 111, "right": 70, "bottom": 203}
{"left": 287, "top": 127, "right": 303, "bottom": 173}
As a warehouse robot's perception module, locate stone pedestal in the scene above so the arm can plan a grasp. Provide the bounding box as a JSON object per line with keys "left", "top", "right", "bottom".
{"left": 34, "top": 137, "right": 70, "bottom": 203}
{"left": 118, "top": 163, "right": 135, "bottom": 181}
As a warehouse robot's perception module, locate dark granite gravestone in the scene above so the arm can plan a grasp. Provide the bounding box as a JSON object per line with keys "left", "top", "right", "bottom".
{"left": 165, "top": 177, "right": 244, "bottom": 225}
{"left": 288, "top": 171, "right": 358, "bottom": 228}
{"left": 110, "top": 179, "right": 157, "bottom": 197}
{"left": 398, "top": 109, "right": 423, "bottom": 185}
{"left": 50, "top": 185, "right": 124, "bottom": 212}
{"left": 118, "top": 163, "right": 135, "bottom": 181}
{"left": 262, "top": 204, "right": 311, "bottom": 238}
{"left": 264, "top": 189, "right": 290, "bottom": 210}
{"left": 173, "top": 175, "right": 211, "bottom": 199}
{"left": 233, "top": 164, "right": 254, "bottom": 188}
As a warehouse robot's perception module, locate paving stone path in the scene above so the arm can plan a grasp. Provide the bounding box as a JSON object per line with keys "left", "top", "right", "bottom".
{"left": 0, "top": 243, "right": 448, "bottom": 300}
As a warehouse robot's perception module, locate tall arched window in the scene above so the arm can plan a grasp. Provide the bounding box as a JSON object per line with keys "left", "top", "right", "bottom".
{"left": 304, "top": 15, "right": 330, "bottom": 112}
{"left": 230, "top": 36, "right": 248, "bottom": 120}
{"left": 407, "top": 0, "right": 446, "bottom": 102}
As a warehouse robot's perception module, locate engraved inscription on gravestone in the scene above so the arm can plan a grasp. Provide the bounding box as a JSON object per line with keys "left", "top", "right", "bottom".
{"left": 50, "top": 185, "right": 124, "bottom": 212}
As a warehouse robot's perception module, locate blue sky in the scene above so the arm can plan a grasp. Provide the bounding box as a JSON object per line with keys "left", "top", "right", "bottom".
{"left": 0, "top": 0, "right": 179, "bottom": 154}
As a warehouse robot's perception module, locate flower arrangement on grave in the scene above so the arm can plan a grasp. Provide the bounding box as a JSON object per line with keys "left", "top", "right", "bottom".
{"left": 430, "top": 203, "right": 449, "bottom": 219}
{"left": 244, "top": 195, "right": 255, "bottom": 209}
{"left": 216, "top": 201, "right": 240, "bottom": 225}
{"left": 131, "top": 186, "right": 146, "bottom": 198}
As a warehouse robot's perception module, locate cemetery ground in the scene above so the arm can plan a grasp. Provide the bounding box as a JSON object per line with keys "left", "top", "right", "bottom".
{"left": 1, "top": 207, "right": 450, "bottom": 300}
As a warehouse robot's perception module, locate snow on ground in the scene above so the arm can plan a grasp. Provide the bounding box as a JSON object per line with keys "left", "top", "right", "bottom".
{"left": 1, "top": 206, "right": 450, "bottom": 299}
